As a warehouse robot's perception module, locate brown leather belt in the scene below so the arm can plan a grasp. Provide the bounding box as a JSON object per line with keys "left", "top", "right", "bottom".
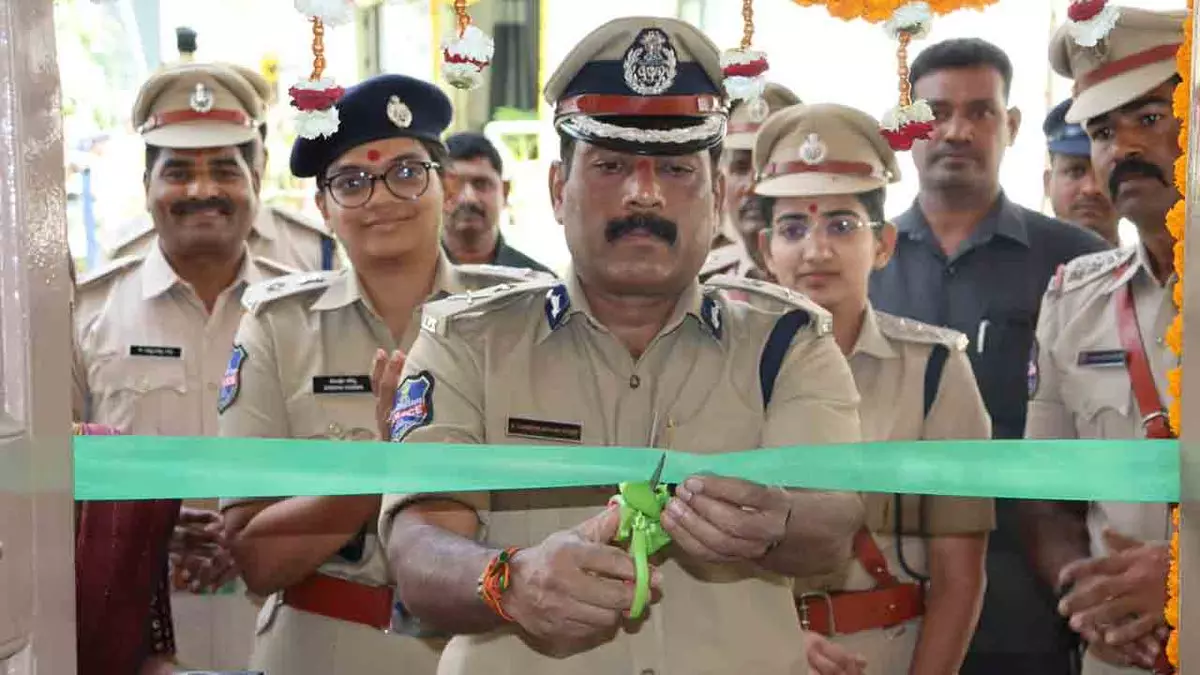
{"left": 282, "top": 573, "right": 393, "bottom": 630}
{"left": 796, "top": 584, "right": 925, "bottom": 636}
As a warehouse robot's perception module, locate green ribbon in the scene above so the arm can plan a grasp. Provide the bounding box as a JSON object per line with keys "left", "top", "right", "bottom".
{"left": 70, "top": 436, "right": 1179, "bottom": 503}
{"left": 609, "top": 481, "right": 672, "bottom": 619}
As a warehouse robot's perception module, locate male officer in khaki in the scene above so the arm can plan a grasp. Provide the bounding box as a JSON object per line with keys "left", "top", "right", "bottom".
{"left": 216, "top": 73, "right": 549, "bottom": 674}
{"left": 372, "top": 16, "right": 865, "bottom": 675}
{"left": 1022, "top": 7, "right": 1184, "bottom": 675}
{"left": 72, "top": 62, "right": 297, "bottom": 669}
{"left": 754, "top": 103, "right": 993, "bottom": 675}
{"left": 699, "top": 81, "right": 800, "bottom": 282}
{"left": 109, "top": 62, "right": 340, "bottom": 272}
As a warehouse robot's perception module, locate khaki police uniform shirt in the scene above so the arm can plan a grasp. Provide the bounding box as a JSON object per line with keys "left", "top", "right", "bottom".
{"left": 796, "top": 308, "right": 994, "bottom": 595}
{"left": 378, "top": 271, "right": 864, "bottom": 675}
{"left": 110, "top": 205, "right": 341, "bottom": 272}
{"left": 1026, "top": 245, "right": 1175, "bottom": 554}
{"left": 72, "top": 242, "right": 295, "bottom": 433}
{"left": 215, "top": 257, "right": 550, "bottom": 637}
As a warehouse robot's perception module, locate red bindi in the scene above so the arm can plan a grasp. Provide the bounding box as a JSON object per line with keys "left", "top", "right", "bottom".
{"left": 808, "top": 204, "right": 819, "bottom": 214}
{"left": 367, "top": 150, "right": 381, "bottom": 161}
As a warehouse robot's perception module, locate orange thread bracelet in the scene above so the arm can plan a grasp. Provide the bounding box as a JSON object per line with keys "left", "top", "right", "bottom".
{"left": 478, "top": 547, "right": 520, "bottom": 622}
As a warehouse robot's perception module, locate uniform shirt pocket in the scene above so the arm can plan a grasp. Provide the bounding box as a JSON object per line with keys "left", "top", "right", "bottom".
{"left": 975, "top": 310, "right": 1034, "bottom": 437}
{"left": 289, "top": 390, "right": 377, "bottom": 440}
{"left": 1060, "top": 368, "right": 1133, "bottom": 439}
{"left": 89, "top": 354, "right": 188, "bottom": 433}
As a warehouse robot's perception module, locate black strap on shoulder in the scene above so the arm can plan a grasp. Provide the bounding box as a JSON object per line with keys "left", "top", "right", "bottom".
{"left": 321, "top": 238, "right": 336, "bottom": 271}
{"left": 923, "top": 343, "right": 950, "bottom": 419}
{"left": 759, "top": 309, "right": 811, "bottom": 408}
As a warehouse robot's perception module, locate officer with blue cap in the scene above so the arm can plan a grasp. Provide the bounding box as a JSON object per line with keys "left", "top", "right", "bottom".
{"left": 217, "top": 73, "right": 549, "bottom": 675}
{"left": 1043, "top": 97, "right": 1119, "bottom": 245}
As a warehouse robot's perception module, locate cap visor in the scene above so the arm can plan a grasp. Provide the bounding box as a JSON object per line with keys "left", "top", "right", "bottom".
{"left": 1048, "top": 137, "right": 1092, "bottom": 157}
{"left": 143, "top": 122, "right": 258, "bottom": 150}
{"left": 754, "top": 173, "right": 885, "bottom": 198}
{"left": 1066, "top": 60, "right": 1179, "bottom": 124}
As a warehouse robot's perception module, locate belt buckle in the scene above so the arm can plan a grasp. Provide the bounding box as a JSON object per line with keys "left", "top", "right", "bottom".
{"left": 797, "top": 591, "right": 837, "bottom": 636}
{"left": 1142, "top": 410, "right": 1167, "bottom": 427}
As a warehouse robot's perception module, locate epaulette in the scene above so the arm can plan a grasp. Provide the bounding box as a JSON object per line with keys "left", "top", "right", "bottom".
{"left": 453, "top": 263, "right": 555, "bottom": 288}
{"left": 242, "top": 270, "right": 342, "bottom": 314}
{"left": 705, "top": 274, "right": 833, "bottom": 336}
{"left": 875, "top": 311, "right": 969, "bottom": 352}
{"left": 76, "top": 254, "right": 143, "bottom": 290}
{"left": 1061, "top": 247, "right": 1136, "bottom": 293}
{"left": 419, "top": 277, "right": 559, "bottom": 336}
{"left": 252, "top": 255, "right": 303, "bottom": 279}
{"left": 699, "top": 244, "right": 740, "bottom": 280}
{"left": 107, "top": 215, "right": 154, "bottom": 254}
{"left": 269, "top": 206, "right": 334, "bottom": 240}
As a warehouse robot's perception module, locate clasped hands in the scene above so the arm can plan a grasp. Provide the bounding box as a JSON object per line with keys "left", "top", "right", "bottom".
{"left": 1057, "top": 529, "right": 1170, "bottom": 669}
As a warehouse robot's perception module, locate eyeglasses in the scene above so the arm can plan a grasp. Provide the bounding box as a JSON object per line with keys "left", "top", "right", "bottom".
{"left": 320, "top": 160, "right": 440, "bottom": 208}
{"left": 768, "top": 215, "right": 880, "bottom": 243}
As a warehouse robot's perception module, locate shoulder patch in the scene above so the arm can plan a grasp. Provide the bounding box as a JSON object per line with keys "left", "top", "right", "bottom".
{"left": 453, "top": 263, "right": 556, "bottom": 289}
{"left": 76, "top": 254, "right": 143, "bottom": 290}
{"left": 217, "top": 345, "right": 247, "bottom": 414}
{"left": 874, "top": 311, "right": 969, "bottom": 351}
{"left": 270, "top": 206, "right": 333, "bottom": 239}
{"left": 388, "top": 371, "right": 435, "bottom": 442}
{"left": 699, "top": 244, "right": 740, "bottom": 280}
{"left": 705, "top": 274, "right": 833, "bottom": 336}
{"left": 419, "top": 277, "right": 559, "bottom": 336}
{"left": 241, "top": 270, "right": 341, "bottom": 314}
{"left": 1061, "top": 247, "right": 1136, "bottom": 293}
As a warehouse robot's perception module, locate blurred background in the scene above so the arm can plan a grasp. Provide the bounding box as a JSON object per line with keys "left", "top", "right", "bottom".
{"left": 59, "top": 0, "right": 1186, "bottom": 276}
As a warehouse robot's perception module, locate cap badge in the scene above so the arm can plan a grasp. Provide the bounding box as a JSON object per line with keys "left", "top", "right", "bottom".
{"left": 747, "top": 98, "right": 770, "bottom": 123}
{"left": 387, "top": 95, "right": 413, "bottom": 129}
{"left": 189, "top": 83, "right": 214, "bottom": 114}
{"left": 623, "top": 28, "right": 678, "bottom": 96}
{"left": 798, "top": 133, "right": 828, "bottom": 165}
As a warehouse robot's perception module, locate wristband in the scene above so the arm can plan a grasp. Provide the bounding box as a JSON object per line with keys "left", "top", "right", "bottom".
{"left": 477, "top": 547, "right": 520, "bottom": 622}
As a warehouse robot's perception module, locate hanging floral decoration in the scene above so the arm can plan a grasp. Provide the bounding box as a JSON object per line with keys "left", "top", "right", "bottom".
{"left": 1066, "top": 0, "right": 1121, "bottom": 48}
{"left": 1164, "top": 0, "right": 1192, "bottom": 665}
{"left": 789, "top": 0, "right": 996, "bottom": 23}
{"left": 442, "top": 0, "right": 495, "bottom": 91}
{"left": 879, "top": 2, "right": 936, "bottom": 150}
{"left": 290, "top": 0, "right": 354, "bottom": 139}
{"left": 721, "top": 0, "right": 771, "bottom": 122}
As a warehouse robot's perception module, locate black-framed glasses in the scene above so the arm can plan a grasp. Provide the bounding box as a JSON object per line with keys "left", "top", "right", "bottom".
{"left": 768, "top": 215, "right": 881, "bottom": 243}
{"left": 320, "top": 160, "right": 440, "bottom": 208}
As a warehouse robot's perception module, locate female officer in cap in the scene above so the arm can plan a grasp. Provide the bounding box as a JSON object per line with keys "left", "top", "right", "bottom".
{"left": 216, "top": 73, "right": 547, "bottom": 674}
{"left": 753, "top": 103, "right": 994, "bottom": 675}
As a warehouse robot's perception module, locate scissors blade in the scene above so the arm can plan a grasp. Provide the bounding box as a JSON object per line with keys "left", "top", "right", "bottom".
{"left": 648, "top": 452, "right": 666, "bottom": 489}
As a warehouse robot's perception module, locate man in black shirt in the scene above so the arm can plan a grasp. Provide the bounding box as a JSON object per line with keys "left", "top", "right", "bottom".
{"left": 868, "top": 38, "right": 1109, "bottom": 675}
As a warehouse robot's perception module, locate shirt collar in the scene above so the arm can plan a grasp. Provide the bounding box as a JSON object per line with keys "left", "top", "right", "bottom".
{"left": 896, "top": 191, "right": 1029, "bottom": 248}
{"left": 141, "top": 242, "right": 258, "bottom": 300}
{"left": 311, "top": 251, "right": 460, "bottom": 313}
{"left": 251, "top": 205, "right": 277, "bottom": 242}
{"left": 849, "top": 306, "right": 897, "bottom": 360}
{"left": 1106, "top": 243, "right": 1172, "bottom": 292}
{"left": 536, "top": 270, "right": 723, "bottom": 346}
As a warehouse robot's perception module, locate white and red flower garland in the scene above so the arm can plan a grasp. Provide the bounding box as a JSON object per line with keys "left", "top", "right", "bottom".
{"left": 442, "top": 0, "right": 494, "bottom": 90}
{"left": 1067, "top": 0, "right": 1121, "bottom": 48}
{"left": 722, "top": 0, "right": 771, "bottom": 120}
{"left": 880, "top": 1, "right": 936, "bottom": 150}
{"left": 290, "top": 0, "right": 353, "bottom": 139}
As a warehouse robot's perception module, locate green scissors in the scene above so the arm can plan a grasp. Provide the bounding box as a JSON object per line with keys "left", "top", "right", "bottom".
{"left": 611, "top": 452, "right": 672, "bottom": 619}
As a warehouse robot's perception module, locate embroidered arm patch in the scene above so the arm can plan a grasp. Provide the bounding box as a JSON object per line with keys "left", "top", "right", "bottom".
{"left": 388, "top": 371, "right": 435, "bottom": 442}
{"left": 218, "top": 345, "right": 248, "bottom": 414}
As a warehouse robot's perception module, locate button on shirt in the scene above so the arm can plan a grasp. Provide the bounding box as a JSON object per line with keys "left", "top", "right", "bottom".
{"left": 868, "top": 193, "right": 1108, "bottom": 659}
{"left": 73, "top": 244, "right": 291, "bottom": 435}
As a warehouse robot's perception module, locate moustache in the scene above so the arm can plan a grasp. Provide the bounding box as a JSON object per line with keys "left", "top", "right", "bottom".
{"left": 604, "top": 213, "right": 678, "bottom": 245}
{"left": 451, "top": 202, "right": 487, "bottom": 221}
{"left": 1108, "top": 158, "right": 1168, "bottom": 197}
{"left": 931, "top": 145, "right": 979, "bottom": 162}
{"left": 170, "top": 197, "right": 234, "bottom": 216}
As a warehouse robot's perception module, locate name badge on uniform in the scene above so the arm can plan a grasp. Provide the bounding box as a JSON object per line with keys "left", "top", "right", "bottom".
{"left": 1077, "top": 349, "right": 1127, "bottom": 368}
{"left": 312, "top": 375, "right": 372, "bottom": 394}
{"left": 130, "top": 345, "right": 182, "bottom": 358}
{"left": 507, "top": 417, "right": 583, "bottom": 443}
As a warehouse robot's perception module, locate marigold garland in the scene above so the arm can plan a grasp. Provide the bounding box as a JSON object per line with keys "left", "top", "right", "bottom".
{"left": 1165, "top": 0, "right": 1192, "bottom": 669}
{"left": 790, "top": 0, "right": 996, "bottom": 23}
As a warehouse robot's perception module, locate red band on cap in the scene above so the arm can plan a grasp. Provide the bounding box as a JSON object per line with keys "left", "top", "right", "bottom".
{"left": 759, "top": 160, "right": 875, "bottom": 179}
{"left": 1073, "top": 43, "right": 1180, "bottom": 96}
{"left": 556, "top": 94, "right": 725, "bottom": 118}
{"left": 137, "top": 109, "right": 255, "bottom": 134}
{"left": 728, "top": 123, "right": 762, "bottom": 135}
